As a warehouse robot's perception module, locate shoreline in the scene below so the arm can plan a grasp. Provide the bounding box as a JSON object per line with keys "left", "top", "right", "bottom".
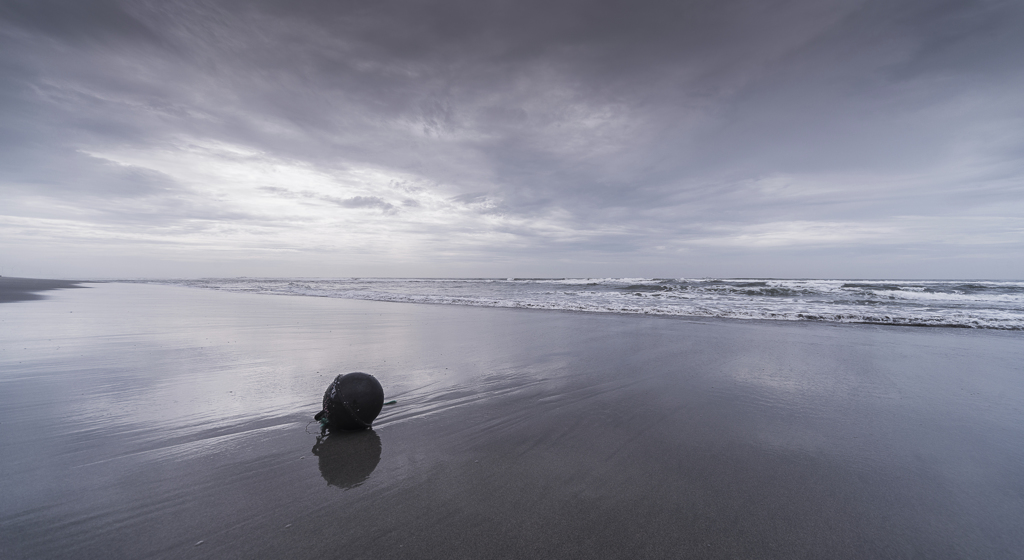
{"left": 2, "top": 283, "right": 1023, "bottom": 559}
{"left": 8, "top": 277, "right": 1021, "bottom": 332}
{"left": 122, "top": 277, "right": 1024, "bottom": 331}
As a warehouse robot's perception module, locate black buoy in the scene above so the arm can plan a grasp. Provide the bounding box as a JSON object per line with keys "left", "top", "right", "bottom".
{"left": 314, "top": 372, "right": 384, "bottom": 432}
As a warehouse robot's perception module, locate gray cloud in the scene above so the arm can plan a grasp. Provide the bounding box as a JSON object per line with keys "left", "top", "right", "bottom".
{"left": 1, "top": 0, "right": 1022, "bottom": 278}
{"left": 326, "top": 195, "right": 398, "bottom": 214}
{"left": 259, "top": 187, "right": 398, "bottom": 214}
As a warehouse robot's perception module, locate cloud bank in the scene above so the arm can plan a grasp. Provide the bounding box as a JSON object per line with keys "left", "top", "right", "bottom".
{"left": 1, "top": 0, "right": 1022, "bottom": 278}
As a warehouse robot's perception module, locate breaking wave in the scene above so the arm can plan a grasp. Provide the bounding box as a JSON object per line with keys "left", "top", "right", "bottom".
{"left": 138, "top": 278, "right": 1024, "bottom": 330}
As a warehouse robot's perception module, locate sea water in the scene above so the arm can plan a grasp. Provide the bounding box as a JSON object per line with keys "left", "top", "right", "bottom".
{"left": 140, "top": 278, "right": 1024, "bottom": 330}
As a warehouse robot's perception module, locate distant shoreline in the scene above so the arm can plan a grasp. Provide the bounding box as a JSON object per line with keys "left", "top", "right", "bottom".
{"left": 0, "top": 277, "right": 89, "bottom": 304}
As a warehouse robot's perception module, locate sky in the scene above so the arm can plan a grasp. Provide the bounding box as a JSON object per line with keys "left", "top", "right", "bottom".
{"left": 1, "top": 0, "right": 1022, "bottom": 279}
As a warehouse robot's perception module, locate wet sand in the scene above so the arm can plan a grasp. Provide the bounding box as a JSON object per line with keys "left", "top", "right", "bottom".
{"left": 1, "top": 283, "right": 1022, "bottom": 559}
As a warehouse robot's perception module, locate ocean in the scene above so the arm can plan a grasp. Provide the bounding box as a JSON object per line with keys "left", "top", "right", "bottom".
{"left": 141, "top": 277, "right": 1024, "bottom": 330}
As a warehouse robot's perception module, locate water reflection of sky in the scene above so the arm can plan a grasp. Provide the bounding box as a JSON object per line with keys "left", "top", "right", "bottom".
{"left": 3, "top": 283, "right": 1023, "bottom": 559}
{"left": 0, "top": 282, "right": 580, "bottom": 515}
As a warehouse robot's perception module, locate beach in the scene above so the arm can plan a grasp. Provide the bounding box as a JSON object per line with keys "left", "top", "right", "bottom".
{"left": 1, "top": 281, "right": 1023, "bottom": 559}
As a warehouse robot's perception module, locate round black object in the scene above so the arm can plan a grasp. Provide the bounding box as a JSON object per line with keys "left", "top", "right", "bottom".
{"left": 321, "top": 372, "right": 384, "bottom": 431}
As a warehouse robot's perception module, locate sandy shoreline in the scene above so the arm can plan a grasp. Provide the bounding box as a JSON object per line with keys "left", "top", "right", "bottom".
{"left": 1, "top": 282, "right": 1023, "bottom": 559}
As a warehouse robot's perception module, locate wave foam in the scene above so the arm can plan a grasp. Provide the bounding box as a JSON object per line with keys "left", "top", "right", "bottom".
{"left": 135, "top": 278, "right": 1024, "bottom": 330}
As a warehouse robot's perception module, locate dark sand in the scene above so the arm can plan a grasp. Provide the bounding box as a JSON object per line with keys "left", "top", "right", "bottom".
{"left": 0, "top": 277, "right": 86, "bottom": 303}
{"left": 1, "top": 283, "right": 1022, "bottom": 559}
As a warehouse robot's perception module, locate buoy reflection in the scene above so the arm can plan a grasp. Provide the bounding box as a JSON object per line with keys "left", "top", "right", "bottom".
{"left": 311, "top": 430, "right": 382, "bottom": 489}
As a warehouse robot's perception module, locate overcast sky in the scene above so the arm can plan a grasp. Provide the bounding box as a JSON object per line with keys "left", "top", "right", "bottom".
{"left": 1, "top": 0, "right": 1022, "bottom": 279}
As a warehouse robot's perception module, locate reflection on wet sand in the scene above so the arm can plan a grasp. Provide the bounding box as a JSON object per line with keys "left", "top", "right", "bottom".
{"left": 311, "top": 430, "right": 382, "bottom": 489}
{"left": 4, "top": 284, "right": 1024, "bottom": 559}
